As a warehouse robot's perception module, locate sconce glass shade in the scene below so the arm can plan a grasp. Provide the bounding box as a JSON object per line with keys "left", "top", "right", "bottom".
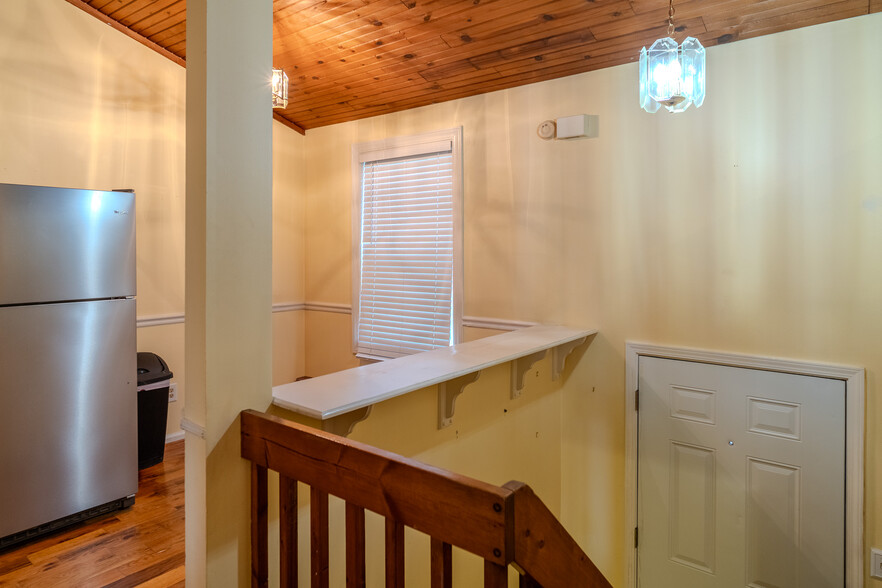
{"left": 639, "top": 37, "right": 705, "bottom": 113}
{"left": 272, "top": 68, "right": 288, "bottom": 109}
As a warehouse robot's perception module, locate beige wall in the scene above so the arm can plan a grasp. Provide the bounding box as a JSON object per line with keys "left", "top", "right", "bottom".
{"left": 0, "top": 0, "right": 306, "bottom": 441}
{"left": 4, "top": 1, "right": 881, "bottom": 584}
{"left": 0, "top": 0, "right": 188, "bottom": 433}
{"left": 272, "top": 116, "right": 307, "bottom": 385}
{"left": 300, "top": 13, "right": 882, "bottom": 584}
{"left": 271, "top": 351, "right": 571, "bottom": 586}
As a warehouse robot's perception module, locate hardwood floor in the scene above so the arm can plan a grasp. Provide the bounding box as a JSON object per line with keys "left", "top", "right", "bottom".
{"left": 0, "top": 440, "right": 185, "bottom": 587}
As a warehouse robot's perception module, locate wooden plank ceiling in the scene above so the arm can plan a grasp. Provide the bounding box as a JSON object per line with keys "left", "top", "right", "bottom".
{"left": 66, "top": 0, "right": 879, "bottom": 133}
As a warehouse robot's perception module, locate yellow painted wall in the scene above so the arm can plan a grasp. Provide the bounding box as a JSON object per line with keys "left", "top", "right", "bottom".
{"left": 300, "top": 13, "right": 882, "bottom": 585}
{"left": 4, "top": 1, "right": 881, "bottom": 584}
{"left": 0, "top": 0, "right": 188, "bottom": 434}
{"left": 0, "top": 0, "right": 306, "bottom": 441}
{"left": 272, "top": 115, "right": 307, "bottom": 385}
{"left": 270, "top": 350, "right": 572, "bottom": 586}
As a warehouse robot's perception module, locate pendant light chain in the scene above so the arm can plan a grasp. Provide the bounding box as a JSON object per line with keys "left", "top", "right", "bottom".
{"left": 667, "top": 0, "right": 676, "bottom": 37}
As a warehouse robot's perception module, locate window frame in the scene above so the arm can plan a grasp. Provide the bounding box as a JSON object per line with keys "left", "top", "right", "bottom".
{"left": 351, "top": 127, "right": 464, "bottom": 360}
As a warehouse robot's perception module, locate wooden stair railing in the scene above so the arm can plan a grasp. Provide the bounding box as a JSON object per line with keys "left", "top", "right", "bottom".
{"left": 241, "top": 409, "right": 612, "bottom": 588}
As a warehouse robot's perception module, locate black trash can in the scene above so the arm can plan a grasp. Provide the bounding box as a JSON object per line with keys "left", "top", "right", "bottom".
{"left": 136, "top": 352, "right": 173, "bottom": 470}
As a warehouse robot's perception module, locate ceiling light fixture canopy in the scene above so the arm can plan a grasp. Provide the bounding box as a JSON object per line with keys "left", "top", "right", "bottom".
{"left": 638, "top": 0, "right": 705, "bottom": 113}
{"left": 272, "top": 68, "right": 288, "bottom": 109}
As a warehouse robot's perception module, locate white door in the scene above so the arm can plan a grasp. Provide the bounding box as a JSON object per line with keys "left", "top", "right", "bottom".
{"left": 637, "top": 357, "right": 845, "bottom": 587}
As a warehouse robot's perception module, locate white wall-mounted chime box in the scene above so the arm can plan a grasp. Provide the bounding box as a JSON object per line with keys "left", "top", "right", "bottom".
{"left": 555, "top": 114, "right": 599, "bottom": 140}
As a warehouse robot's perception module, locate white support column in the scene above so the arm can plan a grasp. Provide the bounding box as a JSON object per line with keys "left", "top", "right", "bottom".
{"left": 185, "top": 0, "right": 273, "bottom": 585}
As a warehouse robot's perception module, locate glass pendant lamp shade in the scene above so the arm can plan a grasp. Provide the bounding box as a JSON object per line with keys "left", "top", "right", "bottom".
{"left": 639, "top": 36, "right": 705, "bottom": 113}
{"left": 272, "top": 68, "right": 288, "bottom": 109}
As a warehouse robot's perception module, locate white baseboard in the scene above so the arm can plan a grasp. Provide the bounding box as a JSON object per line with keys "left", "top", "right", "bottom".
{"left": 165, "top": 430, "right": 185, "bottom": 444}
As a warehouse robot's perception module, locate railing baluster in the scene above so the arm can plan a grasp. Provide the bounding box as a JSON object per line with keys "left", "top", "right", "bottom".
{"left": 280, "top": 474, "right": 298, "bottom": 588}
{"left": 484, "top": 561, "right": 507, "bottom": 588}
{"left": 385, "top": 519, "right": 405, "bottom": 587}
{"left": 242, "top": 410, "right": 613, "bottom": 588}
{"left": 251, "top": 463, "right": 268, "bottom": 588}
{"left": 430, "top": 538, "right": 452, "bottom": 588}
{"left": 346, "top": 502, "right": 366, "bottom": 588}
{"left": 311, "top": 487, "right": 330, "bottom": 588}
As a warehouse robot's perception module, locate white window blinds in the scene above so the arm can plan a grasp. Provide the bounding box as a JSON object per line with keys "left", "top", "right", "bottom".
{"left": 354, "top": 129, "right": 462, "bottom": 359}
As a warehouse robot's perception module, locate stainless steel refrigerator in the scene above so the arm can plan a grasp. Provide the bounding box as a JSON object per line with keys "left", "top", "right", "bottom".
{"left": 0, "top": 183, "right": 137, "bottom": 547}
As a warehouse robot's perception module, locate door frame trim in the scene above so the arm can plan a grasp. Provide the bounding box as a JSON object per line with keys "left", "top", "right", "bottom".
{"left": 624, "top": 342, "right": 864, "bottom": 587}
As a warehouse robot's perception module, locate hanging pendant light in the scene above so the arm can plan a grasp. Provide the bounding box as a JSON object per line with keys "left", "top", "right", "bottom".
{"left": 638, "top": 0, "right": 705, "bottom": 113}
{"left": 272, "top": 68, "right": 288, "bottom": 109}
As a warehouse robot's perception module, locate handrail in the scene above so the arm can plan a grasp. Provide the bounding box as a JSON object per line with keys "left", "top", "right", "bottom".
{"left": 241, "top": 409, "right": 611, "bottom": 587}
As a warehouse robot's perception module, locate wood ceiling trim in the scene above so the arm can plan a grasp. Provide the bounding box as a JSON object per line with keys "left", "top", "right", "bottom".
{"left": 106, "top": 0, "right": 161, "bottom": 21}
{"left": 273, "top": 112, "right": 306, "bottom": 135}
{"left": 89, "top": 0, "right": 124, "bottom": 11}
{"left": 149, "top": 23, "right": 186, "bottom": 46}
{"left": 64, "top": 0, "right": 186, "bottom": 67}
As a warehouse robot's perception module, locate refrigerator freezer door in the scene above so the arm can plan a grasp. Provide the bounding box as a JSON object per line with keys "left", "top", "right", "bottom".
{"left": 0, "top": 183, "right": 135, "bottom": 306}
{"left": 0, "top": 299, "right": 137, "bottom": 538}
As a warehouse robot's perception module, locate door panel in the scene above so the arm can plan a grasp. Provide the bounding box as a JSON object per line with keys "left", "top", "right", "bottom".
{"left": 638, "top": 356, "right": 845, "bottom": 588}
{"left": 746, "top": 458, "right": 800, "bottom": 587}
{"left": 669, "top": 441, "right": 716, "bottom": 573}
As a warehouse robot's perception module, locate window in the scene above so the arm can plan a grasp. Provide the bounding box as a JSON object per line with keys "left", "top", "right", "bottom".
{"left": 352, "top": 128, "right": 463, "bottom": 360}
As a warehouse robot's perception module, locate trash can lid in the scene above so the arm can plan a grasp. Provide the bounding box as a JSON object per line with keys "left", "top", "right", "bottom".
{"left": 137, "top": 352, "right": 173, "bottom": 386}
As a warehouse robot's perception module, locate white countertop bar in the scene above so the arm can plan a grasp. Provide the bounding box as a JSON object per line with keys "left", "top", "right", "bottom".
{"left": 272, "top": 325, "right": 597, "bottom": 421}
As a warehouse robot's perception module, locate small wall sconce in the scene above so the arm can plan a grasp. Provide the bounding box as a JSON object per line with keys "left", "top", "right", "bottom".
{"left": 272, "top": 68, "right": 288, "bottom": 109}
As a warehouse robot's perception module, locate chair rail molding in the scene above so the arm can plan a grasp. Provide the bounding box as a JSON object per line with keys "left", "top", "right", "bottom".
{"left": 136, "top": 312, "right": 185, "bottom": 328}
{"left": 136, "top": 301, "right": 308, "bottom": 328}
{"left": 298, "top": 301, "right": 539, "bottom": 332}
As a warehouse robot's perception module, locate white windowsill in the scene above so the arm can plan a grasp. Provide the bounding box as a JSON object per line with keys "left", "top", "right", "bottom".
{"left": 271, "top": 324, "right": 597, "bottom": 435}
